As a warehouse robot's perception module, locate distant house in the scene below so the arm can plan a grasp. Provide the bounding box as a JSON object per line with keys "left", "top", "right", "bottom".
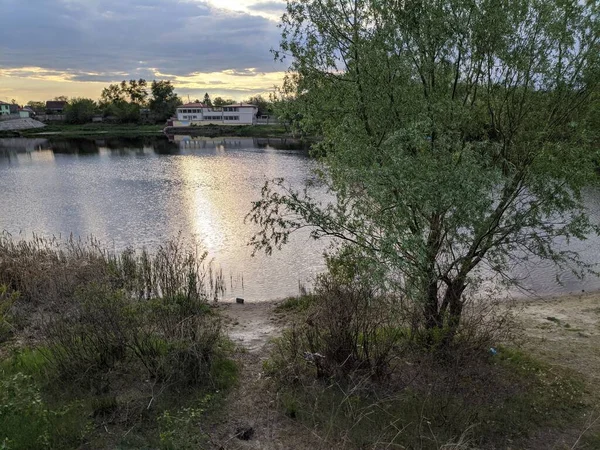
{"left": 46, "top": 100, "right": 67, "bottom": 114}
{"left": 0, "top": 101, "right": 11, "bottom": 116}
{"left": 173, "top": 103, "right": 258, "bottom": 126}
{"left": 19, "top": 107, "right": 35, "bottom": 118}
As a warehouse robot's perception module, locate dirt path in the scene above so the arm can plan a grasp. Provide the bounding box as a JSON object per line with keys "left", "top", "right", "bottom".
{"left": 220, "top": 301, "right": 285, "bottom": 352}
{"left": 209, "top": 301, "right": 325, "bottom": 450}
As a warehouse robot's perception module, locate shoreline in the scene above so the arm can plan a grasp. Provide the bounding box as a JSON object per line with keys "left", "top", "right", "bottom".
{"left": 0, "top": 123, "right": 307, "bottom": 140}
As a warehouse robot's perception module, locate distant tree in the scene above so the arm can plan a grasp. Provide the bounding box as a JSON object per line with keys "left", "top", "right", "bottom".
{"left": 99, "top": 79, "right": 150, "bottom": 123}
{"left": 203, "top": 93, "right": 212, "bottom": 107}
{"left": 10, "top": 99, "right": 17, "bottom": 105}
{"left": 148, "top": 80, "right": 182, "bottom": 123}
{"left": 53, "top": 96, "right": 68, "bottom": 102}
{"left": 122, "top": 79, "right": 148, "bottom": 105}
{"left": 26, "top": 101, "right": 46, "bottom": 111}
{"left": 100, "top": 80, "right": 148, "bottom": 107}
{"left": 213, "top": 97, "right": 236, "bottom": 107}
{"left": 245, "top": 95, "right": 273, "bottom": 115}
{"left": 64, "top": 98, "right": 97, "bottom": 124}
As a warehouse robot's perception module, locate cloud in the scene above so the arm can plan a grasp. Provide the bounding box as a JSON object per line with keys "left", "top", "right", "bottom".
{"left": 0, "top": 0, "right": 283, "bottom": 79}
{"left": 247, "top": 1, "right": 286, "bottom": 15}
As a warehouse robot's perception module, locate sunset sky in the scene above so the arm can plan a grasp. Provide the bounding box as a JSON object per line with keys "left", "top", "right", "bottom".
{"left": 0, "top": 0, "right": 288, "bottom": 104}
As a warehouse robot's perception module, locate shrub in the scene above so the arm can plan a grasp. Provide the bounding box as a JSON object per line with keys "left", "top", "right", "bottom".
{"left": 0, "top": 372, "right": 87, "bottom": 449}
{"left": 269, "top": 273, "right": 409, "bottom": 380}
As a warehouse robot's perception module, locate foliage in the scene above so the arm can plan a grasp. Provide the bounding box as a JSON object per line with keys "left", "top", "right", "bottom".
{"left": 268, "top": 298, "right": 585, "bottom": 449}
{"left": 100, "top": 79, "right": 148, "bottom": 106}
{"left": 0, "top": 236, "right": 234, "bottom": 448}
{"left": 0, "top": 372, "right": 87, "bottom": 450}
{"left": 250, "top": 0, "right": 600, "bottom": 343}
{"left": 212, "top": 96, "right": 236, "bottom": 107}
{"left": 245, "top": 94, "right": 273, "bottom": 115}
{"left": 148, "top": 80, "right": 182, "bottom": 123}
{"left": 64, "top": 98, "right": 97, "bottom": 124}
{"left": 26, "top": 101, "right": 45, "bottom": 111}
{"left": 203, "top": 92, "right": 212, "bottom": 107}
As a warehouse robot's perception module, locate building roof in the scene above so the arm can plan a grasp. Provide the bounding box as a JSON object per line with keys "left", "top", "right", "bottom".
{"left": 46, "top": 101, "right": 67, "bottom": 109}
{"left": 0, "top": 101, "right": 10, "bottom": 105}
{"left": 178, "top": 103, "right": 206, "bottom": 108}
{"left": 177, "top": 103, "right": 258, "bottom": 109}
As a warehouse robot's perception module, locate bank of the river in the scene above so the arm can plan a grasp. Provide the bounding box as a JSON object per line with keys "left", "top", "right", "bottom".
{"left": 164, "top": 124, "right": 298, "bottom": 139}
{"left": 0, "top": 122, "right": 303, "bottom": 139}
{"left": 215, "top": 292, "right": 600, "bottom": 449}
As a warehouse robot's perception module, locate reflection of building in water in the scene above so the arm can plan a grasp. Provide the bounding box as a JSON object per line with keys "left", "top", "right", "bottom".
{"left": 172, "top": 136, "right": 257, "bottom": 150}
{"left": 168, "top": 135, "right": 309, "bottom": 151}
{"left": 0, "top": 138, "right": 48, "bottom": 152}
{"left": 0, "top": 149, "right": 55, "bottom": 165}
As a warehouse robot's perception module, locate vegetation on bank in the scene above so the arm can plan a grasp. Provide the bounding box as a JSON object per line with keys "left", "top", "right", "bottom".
{"left": 163, "top": 124, "right": 295, "bottom": 138}
{"left": 267, "top": 272, "right": 598, "bottom": 448}
{"left": 17, "top": 122, "right": 164, "bottom": 137}
{"left": 0, "top": 235, "right": 235, "bottom": 449}
{"left": 0, "top": 122, "right": 296, "bottom": 139}
{"left": 247, "top": 0, "right": 600, "bottom": 447}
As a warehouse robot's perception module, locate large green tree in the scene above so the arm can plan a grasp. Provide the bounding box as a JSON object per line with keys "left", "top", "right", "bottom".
{"left": 249, "top": 0, "right": 600, "bottom": 342}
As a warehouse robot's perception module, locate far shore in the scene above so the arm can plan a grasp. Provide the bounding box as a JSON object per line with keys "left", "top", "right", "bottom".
{"left": 0, "top": 122, "right": 305, "bottom": 140}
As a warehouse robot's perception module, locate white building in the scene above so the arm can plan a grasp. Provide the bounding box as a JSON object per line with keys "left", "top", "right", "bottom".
{"left": 173, "top": 103, "right": 258, "bottom": 126}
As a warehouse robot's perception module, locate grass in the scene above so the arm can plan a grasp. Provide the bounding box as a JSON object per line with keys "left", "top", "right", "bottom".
{"left": 265, "top": 342, "right": 588, "bottom": 449}
{"left": 0, "top": 235, "right": 237, "bottom": 449}
{"left": 0, "top": 122, "right": 296, "bottom": 139}
{"left": 164, "top": 123, "right": 294, "bottom": 138}
{"left": 262, "top": 274, "right": 596, "bottom": 449}
{"left": 274, "top": 293, "right": 318, "bottom": 313}
{"left": 19, "top": 122, "right": 164, "bottom": 137}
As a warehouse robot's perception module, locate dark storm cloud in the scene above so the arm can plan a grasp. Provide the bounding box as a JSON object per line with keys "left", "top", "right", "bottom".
{"left": 0, "top": 0, "right": 282, "bottom": 79}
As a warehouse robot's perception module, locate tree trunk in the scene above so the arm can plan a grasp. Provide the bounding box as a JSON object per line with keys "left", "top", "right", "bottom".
{"left": 441, "top": 279, "right": 466, "bottom": 346}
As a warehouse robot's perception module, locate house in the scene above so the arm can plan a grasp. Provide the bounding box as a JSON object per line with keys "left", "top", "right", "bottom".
{"left": 19, "top": 107, "right": 35, "bottom": 118}
{"left": 173, "top": 102, "right": 258, "bottom": 126}
{"left": 46, "top": 100, "right": 67, "bottom": 114}
{"left": 0, "top": 101, "right": 13, "bottom": 116}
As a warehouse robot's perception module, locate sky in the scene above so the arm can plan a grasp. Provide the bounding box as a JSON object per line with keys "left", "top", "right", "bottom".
{"left": 0, "top": 0, "right": 288, "bottom": 104}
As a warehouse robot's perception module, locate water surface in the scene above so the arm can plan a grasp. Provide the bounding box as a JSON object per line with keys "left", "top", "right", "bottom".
{"left": 1, "top": 135, "right": 599, "bottom": 300}
{"left": 0, "top": 136, "right": 329, "bottom": 300}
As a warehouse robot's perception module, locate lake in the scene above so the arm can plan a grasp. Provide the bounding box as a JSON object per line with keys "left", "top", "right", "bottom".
{"left": 1, "top": 135, "right": 599, "bottom": 300}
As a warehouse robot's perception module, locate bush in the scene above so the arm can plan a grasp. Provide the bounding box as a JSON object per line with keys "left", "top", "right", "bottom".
{"left": 265, "top": 273, "right": 583, "bottom": 448}
{"left": 0, "top": 236, "right": 233, "bottom": 448}
{"left": 0, "top": 372, "right": 87, "bottom": 449}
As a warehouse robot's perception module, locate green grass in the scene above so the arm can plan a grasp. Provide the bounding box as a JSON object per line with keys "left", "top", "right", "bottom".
{"left": 164, "top": 124, "right": 293, "bottom": 138}
{"left": 19, "top": 123, "right": 164, "bottom": 137}
{"left": 266, "top": 343, "right": 588, "bottom": 449}
{"left": 274, "top": 294, "right": 317, "bottom": 313}
{"left": 0, "top": 238, "right": 238, "bottom": 449}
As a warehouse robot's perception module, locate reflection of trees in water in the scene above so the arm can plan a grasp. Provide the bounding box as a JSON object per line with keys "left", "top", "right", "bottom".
{"left": 254, "top": 138, "right": 310, "bottom": 151}
{"left": 152, "top": 138, "right": 180, "bottom": 155}
{"left": 46, "top": 136, "right": 179, "bottom": 155}
{"left": 48, "top": 138, "right": 99, "bottom": 154}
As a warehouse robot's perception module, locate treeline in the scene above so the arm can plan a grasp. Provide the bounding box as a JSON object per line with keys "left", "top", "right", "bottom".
{"left": 59, "top": 80, "right": 181, "bottom": 125}
{"left": 26, "top": 81, "right": 280, "bottom": 126}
